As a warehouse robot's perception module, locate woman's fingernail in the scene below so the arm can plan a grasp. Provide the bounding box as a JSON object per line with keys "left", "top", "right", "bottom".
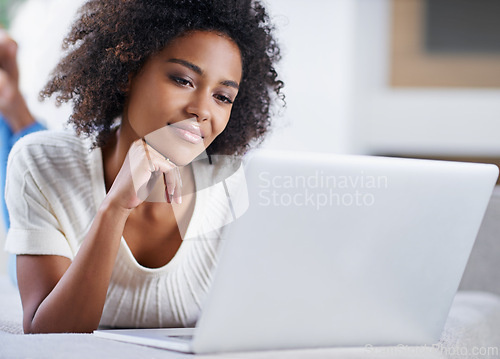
{"left": 175, "top": 196, "right": 182, "bottom": 204}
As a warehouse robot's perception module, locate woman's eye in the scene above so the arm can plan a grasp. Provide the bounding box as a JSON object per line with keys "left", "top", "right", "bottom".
{"left": 214, "top": 94, "right": 233, "bottom": 104}
{"left": 170, "top": 76, "right": 192, "bottom": 87}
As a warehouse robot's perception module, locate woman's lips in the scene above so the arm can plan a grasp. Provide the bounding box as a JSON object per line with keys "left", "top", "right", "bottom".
{"left": 169, "top": 122, "right": 203, "bottom": 144}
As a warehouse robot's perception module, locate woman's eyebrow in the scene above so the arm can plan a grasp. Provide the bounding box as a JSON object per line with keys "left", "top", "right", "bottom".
{"left": 167, "top": 58, "right": 240, "bottom": 90}
{"left": 167, "top": 58, "right": 203, "bottom": 75}
{"left": 221, "top": 80, "right": 239, "bottom": 90}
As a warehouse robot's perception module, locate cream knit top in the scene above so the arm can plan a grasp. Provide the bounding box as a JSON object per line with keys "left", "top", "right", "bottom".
{"left": 4, "top": 130, "right": 243, "bottom": 328}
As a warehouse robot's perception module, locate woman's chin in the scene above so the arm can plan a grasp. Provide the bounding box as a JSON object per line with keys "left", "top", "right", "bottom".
{"left": 142, "top": 126, "right": 209, "bottom": 167}
{"left": 168, "top": 146, "right": 207, "bottom": 167}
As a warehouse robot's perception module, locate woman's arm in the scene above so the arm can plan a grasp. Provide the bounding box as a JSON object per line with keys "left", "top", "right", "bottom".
{"left": 15, "top": 140, "right": 179, "bottom": 333}
{"left": 17, "top": 199, "right": 130, "bottom": 333}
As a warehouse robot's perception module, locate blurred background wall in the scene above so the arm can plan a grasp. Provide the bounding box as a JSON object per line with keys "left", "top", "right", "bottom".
{"left": 1, "top": 0, "right": 500, "bottom": 274}
{"left": 264, "top": 0, "right": 500, "bottom": 159}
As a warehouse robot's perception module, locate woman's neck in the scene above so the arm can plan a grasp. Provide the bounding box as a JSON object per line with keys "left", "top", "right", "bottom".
{"left": 101, "top": 123, "right": 136, "bottom": 193}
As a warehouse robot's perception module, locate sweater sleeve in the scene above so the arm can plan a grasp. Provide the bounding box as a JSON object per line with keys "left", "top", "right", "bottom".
{"left": 4, "top": 141, "right": 73, "bottom": 259}
{"left": 0, "top": 116, "right": 46, "bottom": 230}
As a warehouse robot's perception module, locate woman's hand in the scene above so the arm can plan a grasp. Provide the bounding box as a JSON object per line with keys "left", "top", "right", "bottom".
{"left": 105, "top": 138, "right": 182, "bottom": 210}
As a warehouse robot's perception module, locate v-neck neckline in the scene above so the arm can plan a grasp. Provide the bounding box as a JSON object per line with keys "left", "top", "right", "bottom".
{"left": 88, "top": 147, "right": 203, "bottom": 273}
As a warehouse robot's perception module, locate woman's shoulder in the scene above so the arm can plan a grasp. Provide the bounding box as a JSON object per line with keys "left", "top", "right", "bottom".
{"left": 9, "top": 129, "right": 91, "bottom": 159}
{"left": 11, "top": 130, "right": 90, "bottom": 153}
{"left": 7, "top": 129, "right": 97, "bottom": 183}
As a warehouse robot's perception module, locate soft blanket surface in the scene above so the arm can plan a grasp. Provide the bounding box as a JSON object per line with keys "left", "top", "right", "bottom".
{"left": 1, "top": 276, "right": 499, "bottom": 358}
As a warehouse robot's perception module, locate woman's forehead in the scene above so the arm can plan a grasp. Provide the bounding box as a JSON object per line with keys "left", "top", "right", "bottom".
{"left": 157, "top": 31, "right": 243, "bottom": 80}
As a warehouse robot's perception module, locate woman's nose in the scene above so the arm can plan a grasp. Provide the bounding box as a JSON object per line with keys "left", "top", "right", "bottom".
{"left": 186, "top": 91, "right": 211, "bottom": 122}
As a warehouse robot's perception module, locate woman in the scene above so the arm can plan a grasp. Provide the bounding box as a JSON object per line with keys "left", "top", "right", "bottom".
{"left": 5, "top": 0, "right": 283, "bottom": 333}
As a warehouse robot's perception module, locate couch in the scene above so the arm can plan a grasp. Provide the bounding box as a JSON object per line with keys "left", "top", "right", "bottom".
{"left": 1, "top": 188, "right": 500, "bottom": 358}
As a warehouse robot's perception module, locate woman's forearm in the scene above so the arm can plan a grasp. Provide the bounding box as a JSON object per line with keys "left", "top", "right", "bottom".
{"left": 20, "top": 198, "right": 132, "bottom": 334}
{"left": 18, "top": 139, "right": 174, "bottom": 333}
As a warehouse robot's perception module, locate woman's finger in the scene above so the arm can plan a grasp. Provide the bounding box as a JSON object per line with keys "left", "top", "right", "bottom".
{"left": 171, "top": 167, "right": 182, "bottom": 204}
{"left": 163, "top": 167, "right": 179, "bottom": 204}
{"left": 128, "top": 139, "right": 178, "bottom": 203}
{"left": 142, "top": 138, "right": 183, "bottom": 204}
{"left": 163, "top": 173, "right": 171, "bottom": 204}
{"left": 141, "top": 138, "right": 155, "bottom": 172}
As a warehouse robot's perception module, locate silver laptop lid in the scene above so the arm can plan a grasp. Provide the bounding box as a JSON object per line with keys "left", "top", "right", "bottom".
{"left": 192, "top": 150, "right": 498, "bottom": 353}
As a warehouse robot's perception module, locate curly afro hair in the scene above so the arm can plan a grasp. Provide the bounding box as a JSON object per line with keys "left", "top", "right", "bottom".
{"left": 41, "top": 0, "right": 284, "bottom": 155}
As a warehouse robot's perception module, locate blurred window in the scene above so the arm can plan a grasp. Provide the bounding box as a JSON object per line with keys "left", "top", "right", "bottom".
{"left": 426, "top": 0, "right": 500, "bottom": 54}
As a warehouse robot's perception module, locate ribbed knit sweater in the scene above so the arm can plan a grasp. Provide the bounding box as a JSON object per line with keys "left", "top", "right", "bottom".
{"left": 4, "top": 130, "right": 243, "bottom": 328}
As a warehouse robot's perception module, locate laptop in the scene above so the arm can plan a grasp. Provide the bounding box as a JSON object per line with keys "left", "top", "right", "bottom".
{"left": 94, "top": 150, "right": 499, "bottom": 354}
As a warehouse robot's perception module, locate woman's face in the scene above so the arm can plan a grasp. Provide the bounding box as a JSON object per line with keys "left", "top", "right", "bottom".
{"left": 124, "top": 30, "right": 242, "bottom": 165}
